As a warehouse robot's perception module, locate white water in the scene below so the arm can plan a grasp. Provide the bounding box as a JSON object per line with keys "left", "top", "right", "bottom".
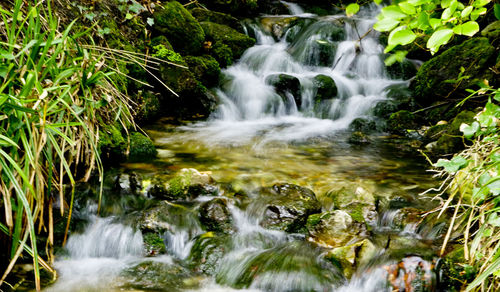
{"left": 178, "top": 3, "right": 406, "bottom": 146}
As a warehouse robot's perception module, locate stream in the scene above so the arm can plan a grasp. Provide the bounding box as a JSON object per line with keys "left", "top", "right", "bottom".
{"left": 46, "top": 3, "right": 445, "bottom": 292}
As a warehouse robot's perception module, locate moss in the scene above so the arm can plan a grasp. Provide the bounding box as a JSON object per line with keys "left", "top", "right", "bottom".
{"left": 200, "top": 21, "right": 256, "bottom": 60}
{"left": 313, "top": 74, "right": 337, "bottom": 101}
{"left": 481, "top": 20, "right": 500, "bottom": 43}
{"left": 412, "top": 37, "right": 496, "bottom": 105}
{"left": 184, "top": 55, "right": 221, "bottom": 87}
{"left": 190, "top": 7, "right": 242, "bottom": 31}
{"left": 99, "top": 124, "right": 127, "bottom": 162}
{"left": 143, "top": 232, "right": 166, "bottom": 255}
{"left": 134, "top": 90, "right": 161, "bottom": 124}
{"left": 211, "top": 42, "right": 233, "bottom": 68}
{"left": 386, "top": 58, "right": 417, "bottom": 80}
{"left": 129, "top": 132, "right": 157, "bottom": 161}
{"left": 152, "top": 44, "right": 185, "bottom": 64}
{"left": 150, "top": 35, "right": 173, "bottom": 51}
{"left": 153, "top": 1, "right": 205, "bottom": 55}
{"left": 387, "top": 110, "right": 417, "bottom": 134}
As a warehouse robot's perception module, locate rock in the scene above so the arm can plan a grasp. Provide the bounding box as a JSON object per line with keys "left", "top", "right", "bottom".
{"left": 134, "top": 90, "right": 161, "bottom": 124}
{"left": 199, "top": 198, "right": 233, "bottom": 233}
{"left": 211, "top": 42, "right": 234, "bottom": 68}
{"left": 121, "top": 259, "right": 196, "bottom": 291}
{"left": 412, "top": 37, "right": 496, "bottom": 105}
{"left": 184, "top": 55, "right": 221, "bottom": 87}
{"left": 348, "top": 131, "right": 371, "bottom": 144}
{"left": 260, "top": 16, "right": 299, "bottom": 40}
{"left": 313, "top": 74, "right": 337, "bottom": 101}
{"left": 373, "top": 100, "right": 399, "bottom": 119}
{"left": 481, "top": 20, "right": 500, "bottom": 43}
{"left": 265, "top": 74, "right": 302, "bottom": 108}
{"left": 188, "top": 232, "right": 230, "bottom": 275}
{"left": 113, "top": 172, "right": 142, "bottom": 196}
{"left": 148, "top": 169, "right": 218, "bottom": 201}
{"left": 142, "top": 232, "right": 166, "bottom": 256}
{"left": 129, "top": 132, "right": 157, "bottom": 161}
{"left": 259, "top": 183, "right": 322, "bottom": 233}
{"left": 324, "top": 187, "right": 377, "bottom": 225}
{"left": 392, "top": 207, "right": 422, "bottom": 229}
{"left": 139, "top": 200, "right": 200, "bottom": 234}
{"left": 200, "top": 22, "right": 256, "bottom": 61}
{"left": 387, "top": 110, "right": 417, "bottom": 135}
{"left": 325, "top": 239, "right": 376, "bottom": 278}
{"left": 198, "top": 0, "right": 260, "bottom": 15}
{"left": 307, "top": 210, "right": 368, "bottom": 248}
{"left": 99, "top": 124, "right": 126, "bottom": 163}
{"left": 190, "top": 8, "right": 243, "bottom": 32}
{"left": 423, "top": 124, "right": 448, "bottom": 143}
{"left": 349, "top": 118, "right": 376, "bottom": 133}
{"left": 153, "top": 1, "right": 205, "bottom": 55}
{"left": 436, "top": 246, "right": 476, "bottom": 291}
{"left": 386, "top": 58, "right": 418, "bottom": 80}
{"left": 432, "top": 110, "right": 475, "bottom": 154}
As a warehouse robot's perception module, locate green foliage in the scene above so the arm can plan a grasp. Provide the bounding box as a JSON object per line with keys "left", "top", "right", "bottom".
{"left": 0, "top": 0, "right": 134, "bottom": 289}
{"left": 346, "top": 3, "right": 360, "bottom": 17}
{"left": 373, "top": 0, "right": 491, "bottom": 55}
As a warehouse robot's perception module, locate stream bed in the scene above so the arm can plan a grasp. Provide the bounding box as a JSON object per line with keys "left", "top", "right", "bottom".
{"left": 45, "top": 3, "right": 446, "bottom": 292}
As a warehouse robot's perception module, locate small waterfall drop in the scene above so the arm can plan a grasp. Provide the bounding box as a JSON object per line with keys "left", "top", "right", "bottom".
{"left": 186, "top": 4, "right": 406, "bottom": 145}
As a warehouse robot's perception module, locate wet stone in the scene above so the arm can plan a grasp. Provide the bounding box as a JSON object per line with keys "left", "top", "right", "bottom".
{"left": 198, "top": 198, "right": 234, "bottom": 233}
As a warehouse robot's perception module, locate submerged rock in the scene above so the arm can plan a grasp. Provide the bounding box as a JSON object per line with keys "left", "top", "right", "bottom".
{"left": 259, "top": 183, "right": 322, "bottom": 233}
{"left": 148, "top": 168, "right": 218, "bottom": 201}
{"left": 199, "top": 198, "right": 233, "bottom": 233}
{"left": 306, "top": 210, "right": 368, "bottom": 248}
{"left": 153, "top": 1, "right": 205, "bottom": 55}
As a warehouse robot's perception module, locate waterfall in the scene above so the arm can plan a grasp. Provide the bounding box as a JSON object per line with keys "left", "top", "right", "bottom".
{"left": 183, "top": 4, "right": 407, "bottom": 146}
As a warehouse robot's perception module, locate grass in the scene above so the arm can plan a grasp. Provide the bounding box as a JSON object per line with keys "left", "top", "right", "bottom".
{"left": 0, "top": 0, "right": 135, "bottom": 289}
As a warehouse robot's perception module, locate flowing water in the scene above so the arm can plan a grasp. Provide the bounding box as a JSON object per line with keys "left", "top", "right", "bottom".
{"left": 44, "top": 3, "right": 444, "bottom": 292}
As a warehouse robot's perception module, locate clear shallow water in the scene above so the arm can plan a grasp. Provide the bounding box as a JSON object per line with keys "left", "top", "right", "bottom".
{"left": 44, "top": 3, "right": 442, "bottom": 292}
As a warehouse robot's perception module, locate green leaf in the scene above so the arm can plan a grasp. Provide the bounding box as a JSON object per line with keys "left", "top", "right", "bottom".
{"left": 427, "top": 28, "right": 454, "bottom": 54}
{"left": 408, "top": 0, "right": 428, "bottom": 5}
{"left": 473, "top": 0, "right": 491, "bottom": 8}
{"left": 460, "top": 121, "right": 480, "bottom": 138}
{"left": 384, "top": 50, "right": 408, "bottom": 66}
{"left": 346, "top": 3, "right": 360, "bottom": 17}
{"left": 441, "top": 0, "right": 453, "bottom": 8}
{"left": 429, "top": 18, "right": 442, "bottom": 30}
{"left": 470, "top": 7, "right": 487, "bottom": 20}
{"left": 453, "top": 21, "right": 479, "bottom": 36}
{"left": 388, "top": 28, "right": 417, "bottom": 47}
{"left": 399, "top": 2, "right": 416, "bottom": 14}
{"left": 416, "top": 12, "right": 430, "bottom": 30}
{"left": 494, "top": 90, "right": 500, "bottom": 102}
{"left": 125, "top": 13, "right": 133, "bottom": 20}
{"left": 374, "top": 0, "right": 383, "bottom": 4}
{"left": 374, "top": 18, "right": 401, "bottom": 32}
{"left": 147, "top": 17, "right": 154, "bottom": 26}
{"left": 380, "top": 6, "right": 407, "bottom": 19}
{"left": 494, "top": 4, "right": 500, "bottom": 20}
{"left": 434, "top": 156, "right": 469, "bottom": 172}
{"left": 461, "top": 6, "right": 474, "bottom": 18}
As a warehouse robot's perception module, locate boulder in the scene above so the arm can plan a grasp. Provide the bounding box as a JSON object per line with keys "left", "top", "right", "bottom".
{"left": 129, "top": 132, "right": 157, "bottom": 161}
{"left": 190, "top": 8, "right": 243, "bottom": 32}
{"left": 259, "top": 183, "right": 322, "bottom": 233}
{"left": 265, "top": 74, "right": 302, "bottom": 108}
{"left": 188, "top": 232, "right": 231, "bottom": 275}
{"left": 412, "top": 37, "right": 496, "bottom": 105}
{"left": 348, "top": 131, "right": 371, "bottom": 145}
{"left": 313, "top": 74, "right": 337, "bottom": 101}
{"left": 387, "top": 110, "right": 417, "bottom": 135}
{"left": 324, "top": 187, "right": 377, "bottom": 225}
{"left": 260, "top": 16, "right": 299, "bottom": 40}
{"left": 200, "top": 21, "right": 256, "bottom": 60}
{"left": 148, "top": 169, "right": 218, "bottom": 201}
{"left": 325, "top": 239, "right": 376, "bottom": 278}
{"left": 386, "top": 58, "right": 418, "bottom": 80}
{"left": 99, "top": 124, "right": 127, "bottom": 163}
{"left": 431, "top": 110, "right": 475, "bottom": 154}
{"left": 199, "top": 198, "right": 233, "bottom": 233}
{"left": 184, "top": 55, "right": 221, "bottom": 87}
{"left": 349, "top": 118, "right": 377, "bottom": 133}
{"left": 306, "top": 210, "right": 368, "bottom": 248}
{"left": 153, "top": 1, "right": 205, "bottom": 55}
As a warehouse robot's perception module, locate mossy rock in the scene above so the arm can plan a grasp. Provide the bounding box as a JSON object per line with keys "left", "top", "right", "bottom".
{"left": 153, "top": 1, "right": 205, "bottom": 55}
{"left": 325, "top": 239, "right": 376, "bottom": 278}
{"left": 190, "top": 8, "right": 243, "bottom": 32}
{"left": 211, "top": 42, "right": 234, "bottom": 68}
{"left": 313, "top": 74, "right": 337, "bottom": 101}
{"left": 200, "top": 21, "right": 256, "bottom": 60}
{"left": 148, "top": 169, "right": 218, "bottom": 201}
{"left": 142, "top": 232, "right": 166, "bottom": 256}
{"left": 412, "top": 37, "right": 496, "bottom": 105}
{"left": 197, "top": 0, "right": 260, "bottom": 16}
{"left": 324, "top": 187, "right": 377, "bottom": 225}
{"left": 423, "top": 123, "right": 448, "bottom": 143}
{"left": 387, "top": 110, "right": 417, "bottom": 135}
{"left": 184, "top": 55, "right": 221, "bottom": 87}
{"left": 306, "top": 210, "right": 368, "bottom": 248}
{"left": 258, "top": 183, "right": 322, "bottom": 233}
{"left": 265, "top": 74, "right": 302, "bottom": 108}
{"left": 129, "top": 132, "right": 157, "bottom": 161}
{"left": 121, "top": 260, "right": 195, "bottom": 291}
{"left": 188, "top": 232, "right": 231, "bottom": 275}
{"left": 429, "top": 111, "right": 475, "bottom": 155}
{"left": 134, "top": 90, "right": 161, "bottom": 124}
{"left": 481, "top": 20, "right": 500, "bottom": 43}
{"left": 386, "top": 58, "right": 417, "bottom": 80}
{"left": 348, "top": 118, "right": 376, "bottom": 133}
{"left": 348, "top": 131, "right": 371, "bottom": 144}
{"left": 150, "top": 35, "right": 173, "bottom": 51}
{"left": 437, "top": 247, "right": 476, "bottom": 291}
{"left": 99, "top": 124, "right": 127, "bottom": 163}
{"left": 198, "top": 198, "right": 233, "bottom": 233}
